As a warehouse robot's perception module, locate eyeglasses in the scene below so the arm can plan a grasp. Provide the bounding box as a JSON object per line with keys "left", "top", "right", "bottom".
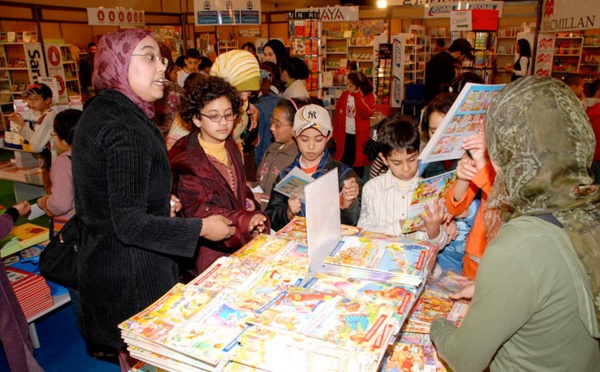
{"left": 200, "top": 112, "right": 237, "bottom": 123}
{"left": 270, "top": 117, "right": 290, "bottom": 128}
{"left": 131, "top": 53, "right": 169, "bottom": 68}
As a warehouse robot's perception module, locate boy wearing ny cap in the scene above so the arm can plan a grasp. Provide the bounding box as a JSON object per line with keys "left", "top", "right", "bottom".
{"left": 265, "top": 104, "right": 362, "bottom": 231}
{"left": 425, "top": 38, "right": 473, "bottom": 105}
{"left": 8, "top": 83, "right": 56, "bottom": 189}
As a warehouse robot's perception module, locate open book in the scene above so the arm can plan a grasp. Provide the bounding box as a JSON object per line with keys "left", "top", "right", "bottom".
{"left": 273, "top": 167, "right": 315, "bottom": 203}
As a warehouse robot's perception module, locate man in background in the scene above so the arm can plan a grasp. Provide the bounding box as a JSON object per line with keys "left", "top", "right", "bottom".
{"left": 425, "top": 38, "right": 472, "bottom": 105}
{"left": 79, "top": 42, "right": 97, "bottom": 101}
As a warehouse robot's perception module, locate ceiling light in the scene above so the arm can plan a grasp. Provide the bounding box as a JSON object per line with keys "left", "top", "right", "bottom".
{"left": 377, "top": 0, "right": 387, "bottom": 8}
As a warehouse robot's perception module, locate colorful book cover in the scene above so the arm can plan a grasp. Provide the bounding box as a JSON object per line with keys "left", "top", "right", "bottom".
{"left": 398, "top": 332, "right": 449, "bottom": 372}
{"left": 402, "top": 171, "right": 457, "bottom": 233}
{"left": 11, "top": 223, "right": 50, "bottom": 248}
{"left": 273, "top": 167, "right": 314, "bottom": 203}
{"left": 276, "top": 216, "right": 361, "bottom": 245}
{"left": 419, "top": 83, "right": 505, "bottom": 163}
{"left": 401, "top": 290, "right": 454, "bottom": 334}
{"left": 383, "top": 342, "right": 425, "bottom": 372}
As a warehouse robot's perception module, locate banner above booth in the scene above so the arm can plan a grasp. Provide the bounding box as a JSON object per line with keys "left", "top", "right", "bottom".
{"left": 424, "top": 1, "right": 503, "bottom": 19}
{"left": 86, "top": 8, "right": 145, "bottom": 26}
{"left": 287, "top": 6, "right": 359, "bottom": 22}
{"left": 541, "top": 0, "right": 599, "bottom": 32}
{"left": 193, "top": 0, "right": 261, "bottom": 26}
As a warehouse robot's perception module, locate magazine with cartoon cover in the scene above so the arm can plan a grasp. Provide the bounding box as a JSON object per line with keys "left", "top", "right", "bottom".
{"left": 401, "top": 290, "right": 454, "bottom": 334}
{"left": 273, "top": 166, "right": 315, "bottom": 203}
{"left": 276, "top": 216, "right": 361, "bottom": 245}
{"left": 419, "top": 83, "right": 505, "bottom": 164}
{"left": 402, "top": 170, "right": 457, "bottom": 233}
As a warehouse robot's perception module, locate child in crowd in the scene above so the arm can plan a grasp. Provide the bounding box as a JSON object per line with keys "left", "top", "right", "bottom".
{"left": 252, "top": 98, "right": 309, "bottom": 210}
{"left": 8, "top": 83, "right": 57, "bottom": 191}
{"left": 445, "top": 125, "right": 495, "bottom": 279}
{"left": 198, "top": 56, "right": 212, "bottom": 76}
{"left": 562, "top": 74, "right": 585, "bottom": 101}
{"left": 280, "top": 57, "right": 311, "bottom": 100}
{"left": 265, "top": 104, "right": 361, "bottom": 231}
{"left": 254, "top": 62, "right": 284, "bottom": 164}
{"left": 177, "top": 48, "right": 201, "bottom": 87}
{"left": 358, "top": 115, "right": 448, "bottom": 245}
{"left": 37, "top": 109, "right": 80, "bottom": 230}
{"left": 169, "top": 76, "right": 269, "bottom": 274}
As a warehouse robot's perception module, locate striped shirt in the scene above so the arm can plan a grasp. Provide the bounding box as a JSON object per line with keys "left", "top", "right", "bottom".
{"left": 358, "top": 170, "right": 448, "bottom": 245}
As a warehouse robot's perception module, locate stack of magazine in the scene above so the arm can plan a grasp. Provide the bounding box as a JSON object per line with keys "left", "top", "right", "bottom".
{"left": 120, "top": 228, "right": 443, "bottom": 372}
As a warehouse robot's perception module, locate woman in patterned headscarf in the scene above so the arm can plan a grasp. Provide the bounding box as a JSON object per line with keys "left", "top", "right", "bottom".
{"left": 72, "top": 29, "right": 235, "bottom": 369}
{"left": 430, "top": 76, "right": 600, "bottom": 371}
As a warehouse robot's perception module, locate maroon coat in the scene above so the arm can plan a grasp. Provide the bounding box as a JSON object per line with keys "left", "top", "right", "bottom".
{"left": 333, "top": 90, "right": 376, "bottom": 167}
{"left": 168, "top": 131, "right": 269, "bottom": 274}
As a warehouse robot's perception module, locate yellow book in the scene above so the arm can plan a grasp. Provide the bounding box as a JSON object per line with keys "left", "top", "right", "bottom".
{"left": 11, "top": 223, "right": 50, "bottom": 249}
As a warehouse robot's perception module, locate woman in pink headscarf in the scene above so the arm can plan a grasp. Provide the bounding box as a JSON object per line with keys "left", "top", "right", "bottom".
{"left": 71, "top": 29, "right": 236, "bottom": 370}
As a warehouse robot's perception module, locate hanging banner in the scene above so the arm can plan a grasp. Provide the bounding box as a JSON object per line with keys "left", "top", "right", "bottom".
{"left": 87, "top": 8, "right": 145, "bottom": 26}
{"left": 424, "top": 1, "right": 503, "bottom": 19}
{"left": 534, "top": 33, "right": 555, "bottom": 77}
{"left": 193, "top": 0, "right": 261, "bottom": 26}
{"left": 288, "top": 6, "right": 359, "bottom": 22}
{"left": 541, "top": 0, "right": 599, "bottom": 32}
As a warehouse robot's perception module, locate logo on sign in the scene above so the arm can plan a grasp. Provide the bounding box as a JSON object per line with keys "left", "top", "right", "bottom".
{"left": 204, "top": 1, "right": 210, "bottom": 10}
{"left": 98, "top": 10, "right": 105, "bottom": 21}
{"left": 47, "top": 46, "right": 61, "bottom": 67}
{"left": 127, "top": 12, "right": 132, "bottom": 22}
{"left": 109, "top": 11, "right": 115, "bottom": 22}
{"left": 428, "top": 5, "right": 453, "bottom": 16}
{"left": 55, "top": 75, "right": 66, "bottom": 96}
{"left": 119, "top": 11, "right": 124, "bottom": 22}
{"left": 247, "top": 0, "right": 253, "bottom": 10}
{"left": 226, "top": 1, "right": 233, "bottom": 10}
{"left": 134, "top": 12, "right": 139, "bottom": 21}
{"left": 544, "top": 0, "right": 554, "bottom": 17}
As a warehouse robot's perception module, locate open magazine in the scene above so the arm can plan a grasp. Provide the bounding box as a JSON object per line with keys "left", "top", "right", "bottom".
{"left": 273, "top": 166, "right": 315, "bottom": 203}
{"left": 402, "top": 170, "right": 457, "bottom": 233}
{"left": 419, "top": 83, "right": 505, "bottom": 164}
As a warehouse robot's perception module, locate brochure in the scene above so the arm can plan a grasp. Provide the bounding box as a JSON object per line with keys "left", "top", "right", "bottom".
{"left": 273, "top": 167, "right": 315, "bottom": 203}
{"left": 419, "top": 83, "right": 505, "bottom": 164}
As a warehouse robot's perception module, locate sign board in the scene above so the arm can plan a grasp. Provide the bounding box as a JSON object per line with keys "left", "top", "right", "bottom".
{"left": 87, "top": 8, "right": 145, "bottom": 26}
{"left": 43, "top": 43, "right": 67, "bottom": 104}
{"left": 534, "top": 33, "right": 555, "bottom": 77}
{"left": 451, "top": 10, "right": 473, "bottom": 32}
{"left": 304, "top": 169, "right": 341, "bottom": 279}
{"left": 23, "top": 43, "right": 47, "bottom": 83}
{"left": 424, "top": 1, "right": 503, "bottom": 19}
{"left": 541, "top": 0, "right": 599, "bottom": 32}
{"left": 193, "top": 0, "right": 261, "bottom": 26}
{"left": 288, "top": 6, "right": 359, "bottom": 22}
{"left": 471, "top": 9, "right": 499, "bottom": 31}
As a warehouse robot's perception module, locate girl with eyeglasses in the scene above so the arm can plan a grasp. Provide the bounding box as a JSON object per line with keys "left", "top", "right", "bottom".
{"left": 169, "top": 75, "right": 270, "bottom": 275}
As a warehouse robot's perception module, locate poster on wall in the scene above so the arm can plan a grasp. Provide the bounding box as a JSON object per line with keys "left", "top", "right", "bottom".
{"left": 87, "top": 8, "right": 145, "bottom": 27}
{"left": 193, "top": 0, "right": 261, "bottom": 26}
{"left": 424, "top": 1, "right": 503, "bottom": 19}
{"left": 534, "top": 33, "right": 555, "bottom": 77}
{"left": 541, "top": 0, "right": 599, "bottom": 32}
{"left": 43, "top": 43, "right": 67, "bottom": 104}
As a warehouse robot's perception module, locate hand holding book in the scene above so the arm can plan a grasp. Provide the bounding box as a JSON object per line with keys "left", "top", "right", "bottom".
{"left": 422, "top": 199, "right": 445, "bottom": 240}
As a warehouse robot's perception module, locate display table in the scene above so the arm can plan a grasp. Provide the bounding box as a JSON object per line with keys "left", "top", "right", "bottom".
{"left": 0, "top": 140, "right": 45, "bottom": 202}
{"left": 120, "top": 217, "right": 469, "bottom": 372}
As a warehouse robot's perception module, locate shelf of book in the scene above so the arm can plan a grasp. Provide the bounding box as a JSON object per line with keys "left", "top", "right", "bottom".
{"left": 289, "top": 19, "right": 322, "bottom": 96}
{"left": 0, "top": 42, "right": 47, "bottom": 132}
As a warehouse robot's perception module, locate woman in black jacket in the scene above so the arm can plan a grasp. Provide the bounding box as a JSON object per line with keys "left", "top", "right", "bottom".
{"left": 72, "top": 29, "right": 235, "bottom": 369}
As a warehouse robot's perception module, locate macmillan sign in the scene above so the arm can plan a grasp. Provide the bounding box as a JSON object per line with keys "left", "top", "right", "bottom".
{"left": 193, "top": 0, "right": 261, "bottom": 26}
{"left": 541, "top": 0, "right": 598, "bottom": 32}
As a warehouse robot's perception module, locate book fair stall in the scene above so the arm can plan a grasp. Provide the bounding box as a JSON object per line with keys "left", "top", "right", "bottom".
{"left": 0, "top": 0, "right": 599, "bottom": 370}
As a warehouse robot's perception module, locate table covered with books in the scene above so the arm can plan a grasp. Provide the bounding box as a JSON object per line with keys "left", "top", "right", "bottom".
{"left": 122, "top": 217, "right": 470, "bottom": 372}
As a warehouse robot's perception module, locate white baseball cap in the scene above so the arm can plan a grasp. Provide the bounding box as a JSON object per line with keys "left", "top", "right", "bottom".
{"left": 293, "top": 104, "right": 333, "bottom": 136}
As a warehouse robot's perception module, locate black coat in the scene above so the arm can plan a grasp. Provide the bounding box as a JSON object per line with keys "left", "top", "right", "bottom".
{"left": 72, "top": 89, "right": 202, "bottom": 348}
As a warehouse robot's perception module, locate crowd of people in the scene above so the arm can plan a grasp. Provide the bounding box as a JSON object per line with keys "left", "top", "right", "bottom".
{"left": 2, "top": 29, "right": 599, "bottom": 371}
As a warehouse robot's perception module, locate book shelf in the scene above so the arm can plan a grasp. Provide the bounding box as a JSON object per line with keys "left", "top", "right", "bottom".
{"left": 0, "top": 42, "right": 47, "bottom": 132}
{"left": 581, "top": 34, "right": 600, "bottom": 81}
{"left": 452, "top": 31, "right": 496, "bottom": 84}
{"left": 289, "top": 19, "right": 322, "bottom": 96}
{"left": 552, "top": 35, "right": 584, "bottom": 78}
{"left": 44, "top": 42, "right": 82, "bottom": 104}
{"left": 324, "top": 37, "right": 349, "bottom": 73}
{"left": 217, "top": 40, "right": 238, "bottom": 55}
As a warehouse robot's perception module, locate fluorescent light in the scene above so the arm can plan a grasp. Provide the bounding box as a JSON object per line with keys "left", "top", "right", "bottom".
{"left": 377, "top": 0, "right": 387, "bottom": 8}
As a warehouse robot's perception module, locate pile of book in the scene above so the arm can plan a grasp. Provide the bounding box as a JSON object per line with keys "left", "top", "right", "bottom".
{"left": 0, "top": 223, "right": 49, "bottom": 258}
{"left": 120, "top": 230, "right": 440, "bottom": 372}
{"left": 5, "top": 266, "right": 54, "bottom": 319}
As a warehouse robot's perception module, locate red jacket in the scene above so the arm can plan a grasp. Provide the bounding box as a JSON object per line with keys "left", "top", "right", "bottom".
{"left": 586, "top": 103, "right": 600, "bottom": 161}
{"left": 168, "top": 132, "right": 269, "bottom": 274}
{"left": 333, "top": 90, "right": 376, "bottom": 167}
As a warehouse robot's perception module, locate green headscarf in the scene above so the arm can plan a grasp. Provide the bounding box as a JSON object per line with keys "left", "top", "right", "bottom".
{"left": 485, "top": 75, "right": 600, "bottom": 336}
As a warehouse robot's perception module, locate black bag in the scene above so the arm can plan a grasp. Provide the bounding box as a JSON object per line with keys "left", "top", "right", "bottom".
{"left": 39, "top": 215, "right": 79, "bottom": 289}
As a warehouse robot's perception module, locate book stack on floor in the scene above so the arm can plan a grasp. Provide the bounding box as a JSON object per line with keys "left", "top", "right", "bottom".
{"left": 120, "top": 221, "right": 443, "bottom": 372}
{"left": 5, "top": 266, "right": 54, "bottom": 319}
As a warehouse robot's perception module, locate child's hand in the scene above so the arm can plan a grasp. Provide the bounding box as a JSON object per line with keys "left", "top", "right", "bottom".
{"left": 170, "top": 194, "right": 182, "bottom": 217}
{"left": 341, "top": 178, "right": 359, "bottom": 208}
{"left": 248, "top": 214, "right": 267, "bottom": 237}
{"left": 456, "top": 154, "right": 478, "bottom": 181}
{"left": 286, "top": 193, "right": 301, "bottom": 220}
{"left": 13, "top": 201, "right": 31, "bottom": 217}
{"left": 443, "top": 219, "right": 459, "bottom": 241}
{"left": 422, "top": 199, "right": 445, "bottom": 239}
{"left": 8, "top": 112, "right": 25, "bottom": 127}
{"left": 462, "top": 123, "right": 488, "bottom": 169}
